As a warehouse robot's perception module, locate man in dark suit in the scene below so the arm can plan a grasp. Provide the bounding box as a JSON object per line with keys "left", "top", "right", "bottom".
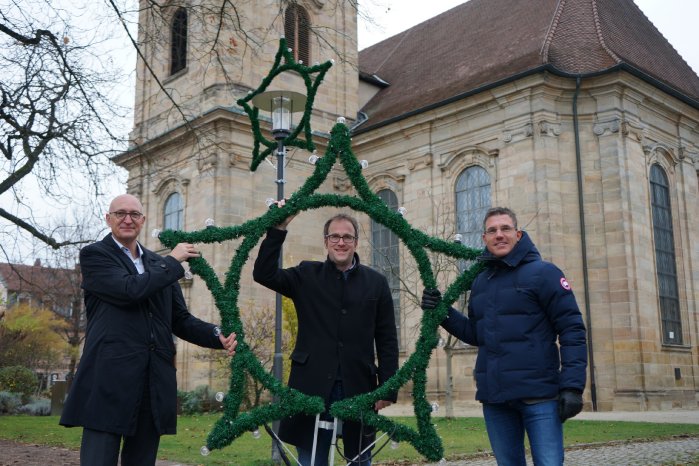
{"left": 253, "top": 208, "right": 399, "bottom": 466}
{"left": 60, "top": 194, "right": 237, "bottom": 466}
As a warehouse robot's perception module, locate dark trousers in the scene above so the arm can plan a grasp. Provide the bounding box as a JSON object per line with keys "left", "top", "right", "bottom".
{"left": 80, "top": 385, "right": 160, "bottom": 466}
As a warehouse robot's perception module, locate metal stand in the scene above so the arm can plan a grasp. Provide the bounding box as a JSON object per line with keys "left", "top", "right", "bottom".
{"left": 310, "top": 414, "right": 339, "bottom": 466}
{"left": 268, "top": 413, "right": 391, "bottom": 466}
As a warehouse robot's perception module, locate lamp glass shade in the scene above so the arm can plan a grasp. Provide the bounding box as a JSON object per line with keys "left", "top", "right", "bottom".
{"left": 251, "top": 90, "right": 307, "bottom": 138}
{"left": 271, "top": 96, "right": 292, "bottom": 132}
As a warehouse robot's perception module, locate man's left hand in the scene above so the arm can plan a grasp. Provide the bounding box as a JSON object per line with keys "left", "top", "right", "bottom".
{"left": 558, "top": 389, "right": 583, "bottom": 422}
{"left": 374, "top": 400, "right": 393, "bottom": 411}
{"left": 219, "top": 332, "right": 238, "bottom": 357}
{"left": 421, "top": 288, "right": 442, "bottom": 310}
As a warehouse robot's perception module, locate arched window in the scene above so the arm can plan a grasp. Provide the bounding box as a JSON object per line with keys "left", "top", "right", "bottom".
{"left": 455, "top": 166, "right": 491, "bottom": 249}
{"left": 170, "top": 8, "right": 188, "bottom": 75}
{"left": 371, "top": 189, "right": 401, "bottom": 346}
{"left": 284, "top": 4, "right": 310, "bottom": 64}
{"left": 650, "top": 164, "right": 682, "bottom": 345}
{"left": 164, "top": 192, "right": 184, "bottom": 230}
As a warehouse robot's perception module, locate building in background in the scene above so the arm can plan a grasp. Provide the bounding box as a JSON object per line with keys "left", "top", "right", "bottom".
{"left": 115, "top": 0, "right": 699, "bottom": 411}
{"left": 0, "top": 260, "right": 85, "bottom": 386}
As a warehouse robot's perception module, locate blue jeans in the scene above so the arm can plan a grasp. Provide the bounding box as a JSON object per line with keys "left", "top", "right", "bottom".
{"left": 482, "top": 400, "right": 563, "bottom": 466}
{"left": 296, "top": 381, "right": 371, "bottom": 466}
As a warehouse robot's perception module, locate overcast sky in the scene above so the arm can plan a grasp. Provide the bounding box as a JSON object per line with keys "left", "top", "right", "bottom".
{"left": 358, "top": 0, "right": 699, "bottom": 74}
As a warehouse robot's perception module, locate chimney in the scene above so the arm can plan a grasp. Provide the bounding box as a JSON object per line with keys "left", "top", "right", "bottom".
{"left": 34, "top": 258, "right": 41, "bottom": 267}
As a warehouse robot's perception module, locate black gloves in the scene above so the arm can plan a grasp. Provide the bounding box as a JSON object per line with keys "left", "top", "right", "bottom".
{"left": 558, "top": 389, "right": 583, "bottom": 422}
{"left": 421, "top": 288, "right": 442, "bottom": 310}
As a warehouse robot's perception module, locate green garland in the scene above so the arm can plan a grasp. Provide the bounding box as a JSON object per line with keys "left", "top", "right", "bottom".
{"left": 236, "top": 38, "right": 332, "bottom": 171}
{"left": 157, "top": 38, "right": 484, "bottom": 462}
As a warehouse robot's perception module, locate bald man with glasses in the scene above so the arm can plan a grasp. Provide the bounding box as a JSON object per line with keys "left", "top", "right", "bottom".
{"left": 60, "top": 194, "right": 237, "bottom": 466}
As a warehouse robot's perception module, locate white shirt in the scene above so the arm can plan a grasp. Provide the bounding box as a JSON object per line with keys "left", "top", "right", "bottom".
{"left": 111, "top": 236, "right": 145, "bottom": 274}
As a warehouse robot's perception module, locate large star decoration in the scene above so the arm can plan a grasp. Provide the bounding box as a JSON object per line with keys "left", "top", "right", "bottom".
{"left": 156, "top": 38, "right": 484, "bottom": 462}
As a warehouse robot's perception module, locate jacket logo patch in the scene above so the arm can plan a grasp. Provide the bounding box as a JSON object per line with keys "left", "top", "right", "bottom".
{"left": 560, "top": 277, "right": 571, "bottom": 290}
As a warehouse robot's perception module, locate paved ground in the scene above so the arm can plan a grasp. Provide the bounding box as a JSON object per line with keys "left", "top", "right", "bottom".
{"left": 0, "top": 439, "right": 187, "bottom": 466}
{"left": 423, "top": 436, "right": 699, "bottom": 466}
{"left": 413, "top": 405, "right": 699, "bottom": 465}
{"left": 1, "top": 407, "right": 697, "bottom": 465}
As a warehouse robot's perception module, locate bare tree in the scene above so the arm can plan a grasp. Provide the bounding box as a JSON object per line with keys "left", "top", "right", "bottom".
{"left": 196, "top": 297, "right": 295, "bottom": 409}
{"left": 364, "top": 194, "right": 479, "bottom": 418}
{"left": 1, "top": 0, "right": 389, "bottom": 264}
{"left": 0, "top": 0, "right": 131, "bottom": 260}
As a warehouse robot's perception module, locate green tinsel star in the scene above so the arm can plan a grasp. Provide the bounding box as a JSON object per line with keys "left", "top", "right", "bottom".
{"left": 157, "top": 38, "right": 484, "bottom": 462}
{"left": 236, "top": 38, "right": 332, "bottom": 171}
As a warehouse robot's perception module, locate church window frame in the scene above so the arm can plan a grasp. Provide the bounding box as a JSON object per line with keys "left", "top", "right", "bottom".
{"left": 163, "top": 192, "right": 184, "bottom": 231}
{"left": 170, "top": 7, "right": 188, "bottom": 76}
{"left": 371, "top": 189, "right": 402, "bottom": 348}
{"left": 455, "top": 165, "right": 491, "bottom": 252}
{"left": 649, "top": 163, "right": 682, "bottom": 345}
{"left": 284, "top": 4, "right": 311, "bottom": 64}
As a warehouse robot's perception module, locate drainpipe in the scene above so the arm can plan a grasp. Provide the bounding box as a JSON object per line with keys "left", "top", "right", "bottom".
{"left": 573, "top": 76, "right": 598, "bottom": 411}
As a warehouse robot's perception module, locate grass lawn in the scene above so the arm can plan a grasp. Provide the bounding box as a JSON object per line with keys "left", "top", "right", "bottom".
{"left": 1, "top": 414, "right": 698, "bottom": 465}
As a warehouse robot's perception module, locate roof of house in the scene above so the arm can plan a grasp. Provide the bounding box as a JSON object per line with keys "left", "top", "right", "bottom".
{"left": 357, "top": 0, "right": 699, "bottom": 131}
{"left": 0, "top": 262, "right": 80, "bottom": 304}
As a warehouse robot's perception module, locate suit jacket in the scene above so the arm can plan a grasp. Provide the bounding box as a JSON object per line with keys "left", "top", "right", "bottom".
{"left": 253, "top": 228, "right": 399, "bottom": 455}
{"left": 60, "top": 234, "right": 222, "bottom": 436}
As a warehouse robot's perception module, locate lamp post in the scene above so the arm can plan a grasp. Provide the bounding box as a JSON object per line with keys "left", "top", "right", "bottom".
{"left": 251, "top": 90, "right": 306, "bottom": 457}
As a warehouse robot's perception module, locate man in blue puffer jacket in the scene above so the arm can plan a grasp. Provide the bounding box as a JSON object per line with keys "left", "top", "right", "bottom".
{"left": 422, "top": 206, "right": 587, "bottom": 466}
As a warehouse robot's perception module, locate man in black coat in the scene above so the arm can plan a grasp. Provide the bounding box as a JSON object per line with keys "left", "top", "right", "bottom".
{"left": 59, "top": 194, "right": 237, "bottom": 466}
{"left": 253, "top": 209, "right": 399, "bottom": 466}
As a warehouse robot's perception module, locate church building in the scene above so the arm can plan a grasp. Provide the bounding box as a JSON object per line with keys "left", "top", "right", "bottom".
{"left": 115, "top": 0, "right": 699, "bottom": 411}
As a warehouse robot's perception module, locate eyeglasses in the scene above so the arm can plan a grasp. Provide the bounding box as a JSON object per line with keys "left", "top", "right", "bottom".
{"left": 325, "top": 233, "right": 356, "bottom": 243}
{"left": 484, "top": 225, "right": 516, "bottom": 236}
{"left": 109, "top": 211, "right": 144, "bottom": 221}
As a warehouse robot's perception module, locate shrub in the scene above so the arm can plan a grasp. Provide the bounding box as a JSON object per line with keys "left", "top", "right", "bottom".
{"left": 177, "top": 385, "right": 222, "bottom": 415}
{"left": 0, "top": 366, "right": 38, "bottom": 403}
{"left": 0, "top": 391, "right": 22, "bottom": 414}
{"left": 178, "top": 385, "right": 206, "bottom": 415}
{"left": 18, "top": 397, "right": 51, "bottom": 416}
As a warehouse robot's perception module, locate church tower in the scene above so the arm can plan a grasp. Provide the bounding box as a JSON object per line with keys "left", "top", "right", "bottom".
{"left": 115, "top": 0, "right": 359, "bottom": 390}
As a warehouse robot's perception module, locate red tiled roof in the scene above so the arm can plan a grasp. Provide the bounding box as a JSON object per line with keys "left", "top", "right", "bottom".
{"left": 358, "top": 0, "right": 699, "bottom": 130}
{"left": 0, "top": 262, "right": 80, "bottom": 303}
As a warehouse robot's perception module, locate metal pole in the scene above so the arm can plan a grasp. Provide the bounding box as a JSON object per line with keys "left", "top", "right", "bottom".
{"left": 271, "top": 138, "right": 286, "bottom": 462}
{"left": 573, "top": 76, "right": 597, "bottom": 411}
{"left": 273, "top": 138, "right": 285, "bottom": 382}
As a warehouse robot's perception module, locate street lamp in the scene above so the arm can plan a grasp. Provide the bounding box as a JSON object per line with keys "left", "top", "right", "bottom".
{"left": 251, "top": 89, "right": 306, "bottom": 454}
{"left": 252, "top": 89, "right": 307, "bottom": 214}
{"left": 252, "top": 90, "right": 307, "bottom": 140}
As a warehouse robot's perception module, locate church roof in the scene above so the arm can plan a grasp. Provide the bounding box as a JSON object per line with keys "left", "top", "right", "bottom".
{"left": 357, "top": 0, "right": 699, "bottom": 131}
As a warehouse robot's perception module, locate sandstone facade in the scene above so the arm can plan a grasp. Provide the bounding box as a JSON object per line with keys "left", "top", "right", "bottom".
{"left": 116, "top": 0, "right": 699, "bottom": 411}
